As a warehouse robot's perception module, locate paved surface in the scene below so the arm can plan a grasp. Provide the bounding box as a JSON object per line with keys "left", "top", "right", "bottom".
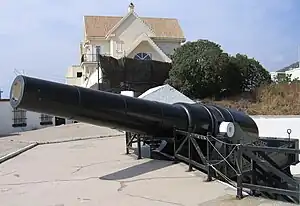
{"left": 0, "top": 124, "right": 297, "bottom": 205}
{"left": 0, "top": 123, "right": 123, "bottom": 159}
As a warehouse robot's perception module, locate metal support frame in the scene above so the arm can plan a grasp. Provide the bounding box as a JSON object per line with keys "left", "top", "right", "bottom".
{"left": 240, "top": 145, "right": 300, "bottom": 203}
{"left": 123, "top": 127, "right": 300, "bottom": 203}
{"left": 125, "top": 132, "right": 142, "bottom": 159}
{"left": 172, "top": 129, "right": 300, "bottom": 204}
{"left": 174, "top": 130, "right": 208, "bottom": 172}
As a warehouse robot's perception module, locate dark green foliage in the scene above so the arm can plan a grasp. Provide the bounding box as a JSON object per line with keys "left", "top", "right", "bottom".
{"left": 165, "top": 39, "right": 271, "bottom": 99}
{"left": 232, "top": 53, "right": 272, "bottom": 91}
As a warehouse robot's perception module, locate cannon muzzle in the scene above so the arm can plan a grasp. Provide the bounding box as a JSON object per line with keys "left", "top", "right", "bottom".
{"left": 10, "top": 75, "right": 259, "bottom": 139}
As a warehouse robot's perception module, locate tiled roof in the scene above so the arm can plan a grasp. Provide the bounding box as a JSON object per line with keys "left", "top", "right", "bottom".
{"left": 84, "top": 15, "right": 185, "bottom": 39}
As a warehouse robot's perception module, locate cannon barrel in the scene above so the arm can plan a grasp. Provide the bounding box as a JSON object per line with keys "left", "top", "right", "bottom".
{"left": 9, "top": 75, "right": 259, "bottom": 138}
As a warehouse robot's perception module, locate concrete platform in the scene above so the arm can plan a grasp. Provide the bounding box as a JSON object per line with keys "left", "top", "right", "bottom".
{"left": 0, "top": 123, "right": 123, "bottom": 159}
{"left": 0, "top": 124, "right": 297, "bottom": 205}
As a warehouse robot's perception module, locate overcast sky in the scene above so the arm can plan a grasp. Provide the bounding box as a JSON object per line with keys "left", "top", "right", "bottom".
{"left": 0, "top": 0, "right": 299, "bottom": 97}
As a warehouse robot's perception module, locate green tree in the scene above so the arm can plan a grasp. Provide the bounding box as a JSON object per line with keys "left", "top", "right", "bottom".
{"left": 166, "top": 40, "right": 270, "bottom": 99}
{"left": 218, "top": 56, "right": 244, "bottom": 96}
{"left": 166, "top": 39, "right": 241, "bottom": 98}
{"left": 232, "top": 54, "right": 271, "bottom": 91}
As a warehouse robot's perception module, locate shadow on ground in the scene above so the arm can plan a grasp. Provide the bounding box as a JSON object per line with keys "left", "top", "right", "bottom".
{"left": 0, "top": 133, "right": 20, "bottom": 138}
{"left": 100, "top": 159, "right": 173, "bottom": 180}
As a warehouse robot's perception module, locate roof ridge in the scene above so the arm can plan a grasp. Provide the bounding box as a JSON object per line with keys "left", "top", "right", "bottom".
{"left": 84, "top": 15, "right": 122, "bottom": 18}
{"left": 84, "top": 15, "right": 178, "bottom": 20}
{"left": 141, "top": 17, "right": 178, "bottom": 20}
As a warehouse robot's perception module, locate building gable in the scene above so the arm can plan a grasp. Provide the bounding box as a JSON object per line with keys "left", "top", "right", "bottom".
{"left": 106, "top": 10, "right": 155, "bottom": 38}
{"left": 113, "top": 14, "right": 156, "bottom": 51}
{"left": 126, "top": 33, "right": 172, "bottom": 63}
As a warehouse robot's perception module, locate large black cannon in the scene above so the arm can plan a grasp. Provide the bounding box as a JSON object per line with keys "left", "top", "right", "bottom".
{"left": 10, "top": 75, "right": 258, "bottom": 140}
{"left": 9, "top": 75, "right": 300, "bottom": 203}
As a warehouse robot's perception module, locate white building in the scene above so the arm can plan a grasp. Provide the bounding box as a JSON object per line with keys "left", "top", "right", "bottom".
{"left": 65, "top": 3, "right": 185, "bottom": 88}
{"left": 271, "top": 68, "right": 300, "bottom": 81}
{"left": 270, "top": 62, "right": 300, "bottom": 82}
{"left": 0, "top": 99, "right": 71, "bottom": 136}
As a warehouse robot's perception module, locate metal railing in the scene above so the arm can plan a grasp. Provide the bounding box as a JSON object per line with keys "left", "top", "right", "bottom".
{"left": 124, "top": 127, "right": 300, "bottom": 204}
{"left": 81, "top": 54, "right": 111, "bottom": 63}
{"left": 174, "top": 130, "right": 300, "bottom": 203}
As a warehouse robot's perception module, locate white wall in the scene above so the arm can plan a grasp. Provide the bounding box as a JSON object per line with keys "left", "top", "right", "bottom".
{"left": 0, "top": 100, "right": 71, "bottom": 136}
{"left": 65, "top": 65, "right": 84, "bottom": 86}
{"left": 127, "top": 41, "right": 164, "bottom": 62}
{"left": 269, "top": 71, "right": 277, "bottom": 81}
{"left": 286, "top": 68, "right": 300, "bottom": 80}
{"left": 154, "top": 41, "right": 181, "bottom": 56}
{"left": 89, "top": 39, "right": 111, "bottom": 55}
{"left": 250, "top": 115, "right": 300, "bottom": 175}
{"left": 270, "top": 68, "right": 300, "bottom": 81}
{"left": 113, "top": 13, "right": 155, "bottom": 56}
{"left": 251, "top": 115, "right": 300, "bottom": 138}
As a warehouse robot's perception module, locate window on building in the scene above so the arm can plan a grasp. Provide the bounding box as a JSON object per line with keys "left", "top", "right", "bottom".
{"left": 95, "top": 46, "right": 101, "bottom": 54}
{"left": 77, "top": 72, "right": 82, "bottom": 78}
{"left": 134, "top": 53, "right": 152, "bottom": 60}
{"left": 12, "top": 108, "right": 27, "bottom": 127}
{"left": 95, "top": 46, "right": 101, "bottom": 61}
{"left": 40, "top": 113, "right": 53, "bottom": 126}
{"left": 116, "top": 41, "right": 124, "bottom": 52}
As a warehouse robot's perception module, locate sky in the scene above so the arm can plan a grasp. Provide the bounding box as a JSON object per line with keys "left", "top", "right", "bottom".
{"left": 0, "top": 0, "right": 300, "bottom": 98}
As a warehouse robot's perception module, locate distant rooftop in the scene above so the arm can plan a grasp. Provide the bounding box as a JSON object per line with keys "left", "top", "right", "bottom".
{"left": 277, "top": 61, "right": 299, "bottom": 72}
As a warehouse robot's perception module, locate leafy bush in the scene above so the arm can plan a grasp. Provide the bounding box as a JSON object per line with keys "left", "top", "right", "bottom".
{"left": 165, "top": 39, "right": 271, "bottom": 99}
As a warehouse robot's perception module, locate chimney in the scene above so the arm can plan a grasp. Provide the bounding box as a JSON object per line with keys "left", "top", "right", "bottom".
{"left": 128, "top": 3, "right": 134, "bottom": 13}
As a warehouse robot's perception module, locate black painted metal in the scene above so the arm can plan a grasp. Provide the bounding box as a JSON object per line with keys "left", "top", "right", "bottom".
{"left": 173, "top": 129, "right": 300, "bottom": 203}
{"left": 10, "top": 75, "right": 259, "bottom": 140}
{"left": 10, "top": 75, "right": 186, "bottom": 137}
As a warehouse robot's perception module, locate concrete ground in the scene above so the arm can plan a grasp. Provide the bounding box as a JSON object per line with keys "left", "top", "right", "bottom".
{"left": 0, "top": 123, "right": 123, "bottom": 159}
{"left": 0, "top": 124, "right": 297, "bottom": 206}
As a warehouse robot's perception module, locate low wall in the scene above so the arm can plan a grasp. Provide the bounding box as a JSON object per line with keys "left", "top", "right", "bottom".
{"left": 0, "top": 100, "right": 54, "bottom": 136}
{"left": 250, "top": 115, "right": 300, "bottom": 175}
{"left": 251, "top": 115, "right": 300, "bottom": 138}
{"left": 0, "top": 100, "right": 73, "bottom": 136}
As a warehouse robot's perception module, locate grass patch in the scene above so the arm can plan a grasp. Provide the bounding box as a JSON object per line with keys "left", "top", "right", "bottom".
{"left": 201, "top": 82, "right": 300, "bottom": 115}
